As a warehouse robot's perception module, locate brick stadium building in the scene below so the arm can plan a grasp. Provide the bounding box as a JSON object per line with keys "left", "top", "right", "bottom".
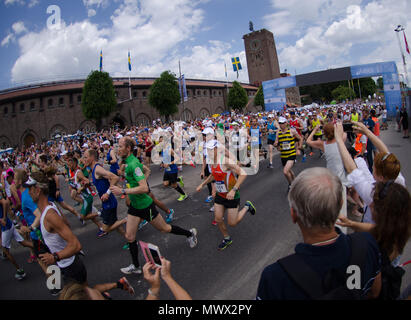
{"left": 0, "top": 78, "right": 258, "bottom": 148}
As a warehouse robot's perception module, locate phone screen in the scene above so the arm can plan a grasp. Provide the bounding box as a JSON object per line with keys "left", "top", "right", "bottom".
{"left": 150, "top": 248, "right": 162, "bottom": 266}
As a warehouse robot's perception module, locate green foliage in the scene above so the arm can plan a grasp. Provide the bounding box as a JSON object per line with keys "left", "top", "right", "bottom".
{"left": 148, "top": 71, "right": 180, "bottom": 121}
{"left": 228, "top": 81, "right": 248, "bottom": 111}
{"left": 377, "top": 77, "right": 384, "bottom": 90}
{"left": 331, "top": 85, "right": 356, "bottom": 102}
{"left": 82, "top": 70, "right": 117, "bottom": 129}
{"left": 254, "top": 85, "right": 265, "bottom": 110}
{"left": 353, "top": 77, "right": 377, "bottom": 99}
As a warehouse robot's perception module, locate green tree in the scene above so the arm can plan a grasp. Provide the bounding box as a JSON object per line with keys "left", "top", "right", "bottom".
{"left": 148, "top": 71, "right": 180, "bottom": 122}
{"left": 254, "top": 85, "right": 265, "bottom": 110}
{"left": 228, "top": 81, "right": 248, "bottom": 111}
{"left": 82, "top": 70, "right": 117, "bottom": 130}
{"left": 331, "top": 85, "right": 356, "bottom": 102}
{"left": 377, "top": 77, "right": 384, "bottom": 90}
{"left": 352, "top": 77, "right": 377, "bottom": 99}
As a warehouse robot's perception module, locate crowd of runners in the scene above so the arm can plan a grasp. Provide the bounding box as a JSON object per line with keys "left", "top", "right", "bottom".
{"left": 1, "top": 99, "right": 410, "bottom": 300}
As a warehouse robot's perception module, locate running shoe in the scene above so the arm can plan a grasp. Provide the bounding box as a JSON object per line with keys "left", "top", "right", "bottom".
{"left": 267, "top": 163, "right": 273, "bottom": 168}
{"left": 309, "top": 152, "right": 313, "bottom": 156}
{"left": 218, "top": 237, "right": 232, "bottom": 251}
{"left": 177, "top": 194, "right": 188, "bottom": 202}
{"left": 97, "top": 229, "right": 108, "bottom": 238}
{"left": 118, "top": 277, "right": 135, "bottom": 295}
{"left": 209, "top": 206, "right": 215, "bottom": 212}
{"left": 302, "top": 155, "right": 306, "bottom": 163}
{"left": 178, "top": 176, "right": 184, "bottom": 188}
{"left": 165, "top": 209, "right": 174, "bottom": 223}
{"left": 122, "top": 243, "right": 130, "bottom": 250}
{"left": 78, "top": 216, "right": 85, "bottom": 226}
{"left": 245, "top": 201, "right": 256, "bottom": 215}
{"left": 138, "top": 220, "right": 148, "bottom": 230}
{"left": 187, "top": 228, "right": 198, "bottom": 248}
{"left": 205, "top": 195, "right": 213, "bottom": 203}
{"left": 15, "top": 269, "right": 26, "bottom": 280}
{"left": 120, "top": 264, "right": 142, "bottom": 275}
{"left": 212, "top": 220, "right": 217, "bottom": 226}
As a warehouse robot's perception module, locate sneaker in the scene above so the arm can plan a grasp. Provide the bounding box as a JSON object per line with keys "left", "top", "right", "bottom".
{"left": 49, "top": 288, "right": 62, "bottom": 296}
{"left": 165, "top": 209, "right": 174, "bottom": 223}
{"left": 211, "top": 220, "right": 217, "bottom": 226}
{"left": 245, "top": 201, "right": 256, "bottom": 215}
{"left": 177, "top": 194, "right": 188, "bottom": 202}
{"left": 178, "top": 176, "right": 184, "bottom": 188}
{"left": 78, "top": 216, "right": 85, "bottom": 226}
{"left": 218, "top": 237, "right": 232, "bottom": 251}
{"left": 120, "top": 264, "right": 142, "bottom": 275}
{"left": 122, "top": 243, "right": 130, "bottom": 250}
{"left": 187, "top": 228, "right": 198, "bottom": 248}
{"left": 205, "top": 195, "right": 213, "bottom": 203}
{"left": 309, "top": 152, "right": 313, "bottom": 156}
{"left": 138, "top": 220, "right": 148, "bottom": 230}
{"left": 27, "top": 255, "right": 37, "bottom": 264}
{"left": 267, "top": 163, "right": 273, "bottom": 168}
{"left": 78, "top": 250, "right": 86, "bottom": 257}
{"left": 118, "top": 277, "right": 135, "bottom": 295}
{"left": 209, "top": 206, "right": 215, "bottom": 212}
{"left": 15, "top": 269, "right": 26, "bottom": 280}
{"left": 263, "top": 149, "right": 268, "bottom": 159}
{"left": 97, "top": 229, "right": 108, "bottom": 238}
{"left": 302, "top": 156, "right": 306, "bottom": 163}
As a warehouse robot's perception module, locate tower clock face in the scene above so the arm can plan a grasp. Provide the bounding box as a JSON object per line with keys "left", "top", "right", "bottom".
{"left": 250, "top": 39, "right": 261, "bottom": 51}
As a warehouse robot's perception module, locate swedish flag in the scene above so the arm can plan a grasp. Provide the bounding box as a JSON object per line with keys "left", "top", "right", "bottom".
{"left": 128, "top": 51, "right": 132, "bottom": 71}
{"left": 232, "top": 57, "right": 242, "bottom": 72}
{"left": 99, "top": 50, "right": 103, "bottom": 71}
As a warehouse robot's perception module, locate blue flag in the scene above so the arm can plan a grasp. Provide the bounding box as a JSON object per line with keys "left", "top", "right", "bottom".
{"left": 128, "top": 51, "right": 132, "bottom": 71}
{"left": 99, "top": 50, "right": 103, "bottom": 71}
{"left": 231, "top": 57, "right": 242, "bottom": 72}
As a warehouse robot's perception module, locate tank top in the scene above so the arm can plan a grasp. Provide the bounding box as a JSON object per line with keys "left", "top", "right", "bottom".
{"left": 211, "top": 164, "right": 239, "bottom": 199}
{"left": 278, "top": 129, "right": 296, "bottom": 158}
{"left": 40, "top": 203, "right": 75, "bottom": 268}
{"left": 324, "top": 142, "right": 348, "bottom": 187}
{"left": 92, "top": 164, "right": 117, "bottom": 210}
{"left": 351, "top": 113, "right": 359, "bottom": 122}
{"left": 311, "top": 119, "right": 322, "bottom": 136}
{"left": 289, "top": 119, "right": 301, "bottom": 135}
{"left": 107, "top": 149, "right": 120, "bottom": 174}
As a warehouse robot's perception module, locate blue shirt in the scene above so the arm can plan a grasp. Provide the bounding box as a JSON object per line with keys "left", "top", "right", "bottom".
{"left": 92, "top": 164, "right": 118, "bottom": 210}
{"left": 250, "top": 126, "right": 261, "bottom": 146}
{"left": 267, "top": 122, "right": 277, "bottom": 141}
{"left": 256, "top": 230, "right": 381, "bottom": 300}
{"left": 0, "top": 204, "right": 12, "bottom": 232}
{"left": 21, "top": 188, "right": 39, "bottom": 240}
{"left": 107, "top": 148, "right": 120, "bottom": 175}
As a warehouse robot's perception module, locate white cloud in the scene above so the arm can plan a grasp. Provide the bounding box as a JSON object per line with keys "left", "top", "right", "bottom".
{"left": 1, "top": 34, "right": 14, "bottom": 47}
{"left": 4, "top": 0, "right": 38, "bottom": 6}
{"left": 28, "top": 0, "right": 39, "bottom": 8}
{"left": 88, "top": 9, "right": 97, "bottom": 17}
{"left": 12, "top": 21, "right": 27, "bottom": 35}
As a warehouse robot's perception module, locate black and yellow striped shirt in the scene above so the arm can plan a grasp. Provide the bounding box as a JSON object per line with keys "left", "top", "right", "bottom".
{"left": 278, "top": 129, "right": 296, "bottom": 158}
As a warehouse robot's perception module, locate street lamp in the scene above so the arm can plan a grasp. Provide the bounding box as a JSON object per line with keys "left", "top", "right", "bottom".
{"left": 394, "top": 25, "right": 409, "bottom": 88}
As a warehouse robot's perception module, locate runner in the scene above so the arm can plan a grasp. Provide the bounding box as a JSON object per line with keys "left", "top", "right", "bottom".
{"left": 274, "top": 117, "right": 303, "bottom": 192}
{"left": 196, "top": 139, "right": 255, "bottom": 251}
{"left": 82, "top": 149, "right": 127, "bottom": 236}
{"left": 266, "top": 114, "right": 278, "bottom": 168}
{"left": 102, "top": 140, "right": 120, "bottom": 175}
{"left": 109, "top": 137, "right": 198, "bottom": 275}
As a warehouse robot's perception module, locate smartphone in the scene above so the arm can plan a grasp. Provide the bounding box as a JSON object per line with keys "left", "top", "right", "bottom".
{"left": 139, "top": 241, "right": 162, "bottom": 267}
{"left": 343, "top": 123, "right": 353, "bottom": 132}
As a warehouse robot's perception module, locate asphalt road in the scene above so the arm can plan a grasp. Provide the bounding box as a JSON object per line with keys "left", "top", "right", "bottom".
{"left": 1, "top": 121, "right": 410, "bottom": 300}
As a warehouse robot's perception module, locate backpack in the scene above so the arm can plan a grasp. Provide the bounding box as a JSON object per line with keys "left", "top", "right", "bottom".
{"left": 378, "top": 250, "right": 405, "bottom": 300}
{"left": 278, "top": 232, "right": 368, "bottom": 300}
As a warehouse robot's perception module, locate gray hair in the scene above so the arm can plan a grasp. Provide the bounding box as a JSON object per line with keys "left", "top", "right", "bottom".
{"left": 288, "top": 167, "right": 343, "bottom": 229}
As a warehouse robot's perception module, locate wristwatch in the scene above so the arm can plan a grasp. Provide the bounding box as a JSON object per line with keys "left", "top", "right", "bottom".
{"left": 53, "top": 252, "right": 61, "bottom": 262}
{"left": 232, "top": 186, "right": 239, "bottom": 191}
{"left": 122, "top": 188, "right": 126, "bottom": 195}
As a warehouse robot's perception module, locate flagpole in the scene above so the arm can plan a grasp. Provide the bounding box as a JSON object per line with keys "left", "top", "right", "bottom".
{"left": 179, "top": 60, "right": 186, "bottom": 121}
{"left": 128, "top": 51, "right": 132, "bottom": 100}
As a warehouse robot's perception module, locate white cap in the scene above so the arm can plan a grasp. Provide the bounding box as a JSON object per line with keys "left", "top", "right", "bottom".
{"left": 268, "top": 114, "right": 274, "bottom": 118}
{"left": 102, "top": 140, "right": 110, "bottom": 146}
{"left": 202, "top": 127, "right": 215, "bottom": 135}
{"left": 278, "top": 117, "right": 287, "bottom": 124}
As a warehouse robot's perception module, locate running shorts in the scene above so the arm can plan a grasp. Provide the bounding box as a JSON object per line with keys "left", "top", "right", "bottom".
{"left": 214, "top": 194, "right": 240, "bottom": 209}
{"left": 100, "top": 207, "right": 118, "bottom": 226}
{"left": 163, "top": 172, "right": 178, "bottom": 184}
{"left": 127, "top": 202, "right": 159, "bottom": 222}
{"left": 281, "top": 155, "right": 296, "bottom": 167}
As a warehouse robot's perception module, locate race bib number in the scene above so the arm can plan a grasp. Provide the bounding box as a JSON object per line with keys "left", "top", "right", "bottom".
{"left": 215, "top": 181, "right": 227, "bottom": 193}
{"left": 282, "top": 142, "right": 291, "bottom": 150}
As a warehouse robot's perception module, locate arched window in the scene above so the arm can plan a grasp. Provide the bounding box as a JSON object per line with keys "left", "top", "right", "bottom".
{"left": 59, "top": 97, "right": 64, "bottom": 107}
{"left": 20, "top": 103, "right": 25, "bottom": 113}
{"left": 30, "top": 102, "right": 35, "bottom": 111}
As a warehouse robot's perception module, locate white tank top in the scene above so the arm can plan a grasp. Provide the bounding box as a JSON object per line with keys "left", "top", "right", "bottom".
{"left": 40, "top": 203, "right": 75, "bottom": 268}
{"left": 324, "top": 142, "right": 349, "bottom": 187}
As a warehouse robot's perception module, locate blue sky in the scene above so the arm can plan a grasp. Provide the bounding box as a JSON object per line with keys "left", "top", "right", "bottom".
{"left": 0, "top": 0, "right": 410, "bottom": 90}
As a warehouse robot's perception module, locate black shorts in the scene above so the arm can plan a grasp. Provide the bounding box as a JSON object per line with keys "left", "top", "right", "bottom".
{"left": 281, "top": 155, "right": 296, "bottom": 167}
{"left": 163, "top": 172, "right": 178, "bottom": 184}
{"left": 128, "top": 202, "right": 159, "bottom": 222}
{"left": 204, "top": 165, "right": 211, "bottom": 177}
{"left": 32, "top": 239, "right": 50, "bottom": 257}
{"left": 145, "top": 150, "right": 152, "bottom": 158}
{"left": 267, "top": 139, "right": 275, "bottom": 145}
{"left": 214, "top": 194, "right": 240, "bottom": 209}
{"left": 61, "top": 255, "right": 87, "bottom": 284}
{"left": 101, "top": 207, "right": 118, "bottom": 226}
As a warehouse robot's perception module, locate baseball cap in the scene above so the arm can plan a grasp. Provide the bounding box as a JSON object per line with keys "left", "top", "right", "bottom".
{"left": 278, "top": 117, "right": 287, "bottom": 124}
{"left": 268, "top": 114, "right": 274, "bottom": 118}
{"left": 23, "top": 176, "right": 48, "bottom": 188}
{"left": 102, "top": 140, "right": 110, "bottom": 146}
